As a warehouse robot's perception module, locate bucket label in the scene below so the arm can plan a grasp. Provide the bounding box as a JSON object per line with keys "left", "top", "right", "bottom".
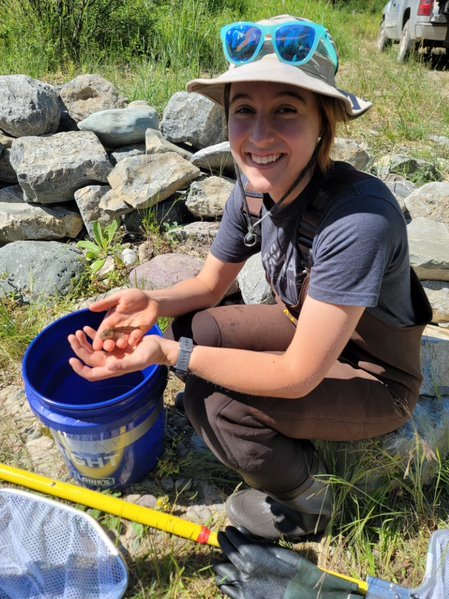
{"left": 74, "top": 475, "right": 116, "bottom": 488}
{"left": 52, "top": 401, "right": 163, "bottom": 483}
{"left": 71, "top": 450, "right": 122, "bottom": 469}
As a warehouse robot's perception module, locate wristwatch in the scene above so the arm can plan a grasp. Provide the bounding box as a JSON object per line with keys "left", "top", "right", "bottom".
{"left": 171, "top": 337, "right": 194, "bottom": 376}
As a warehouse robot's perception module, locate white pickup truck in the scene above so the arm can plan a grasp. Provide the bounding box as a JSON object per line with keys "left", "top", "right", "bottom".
{"left": 378, "top": 0, "right": 449, "bottom": 61}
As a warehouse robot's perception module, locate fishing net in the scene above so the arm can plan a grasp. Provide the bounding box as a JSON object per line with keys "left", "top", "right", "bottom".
{"left": 412, "top": 530, "right": 449, "bottom": 599}
{"left": 0, "top": 488, "right": 128, "bottom": 599}
{"left": 367, "top": 530, "right": 449, "bottom": 599}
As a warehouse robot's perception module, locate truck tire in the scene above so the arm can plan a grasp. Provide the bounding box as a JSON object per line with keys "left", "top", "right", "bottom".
{"left": 377, "top": 21, "right": 392, "bottom": 52}
{"left": 397, "top": 20, "right": 415, "bottom": 62}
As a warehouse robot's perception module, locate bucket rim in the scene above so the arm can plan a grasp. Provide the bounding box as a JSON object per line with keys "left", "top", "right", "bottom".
{"left": 22, "top": 307, "right": 165, "bottom": 412}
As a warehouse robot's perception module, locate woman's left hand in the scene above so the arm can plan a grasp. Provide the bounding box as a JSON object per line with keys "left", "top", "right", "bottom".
{"left": 67, "top": 327, "right": 170, "bottom": 381}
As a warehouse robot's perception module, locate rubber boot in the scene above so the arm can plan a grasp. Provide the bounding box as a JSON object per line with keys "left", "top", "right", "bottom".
{"left": 226, "top": 460, "right": 332, "bottom": 541}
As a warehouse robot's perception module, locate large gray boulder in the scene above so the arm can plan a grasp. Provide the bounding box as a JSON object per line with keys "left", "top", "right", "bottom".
{"left": 161, "top": 92, "right": 225, "bottom": 150}
{"left": 0, "top": 75, "right": 60, "bottom": 137}
{"left": 238, "top": 253, "right": 275, "bottom": 305}
{"left": 106, "top": 152, "right": 200, "bottom": 211}
{"left": 130, "top": 251, "right": 238, "bottom": 296}
{"left": 111, "top": 144, "right": 146, "bottom": 164}
{"left": 167, "top": 221, "right": 220, "bottom": 246}
{"left": 130, "top": 253, "right": 205, "bottom": 290}
{"left": 0, "top": 241, "right": 84, "bottom": 301}
{"left": 420, "top": 325, "right": 449, "bottom": 397}
{"left": 190, "top": 141, "right": 234, "bottom": 175}
{"left": 380, "top": 396, "right": 449, "bottom": 485}
{"left": 0, "top": 185, "right": 83, "bottom": 242}
{"left": 74, "top": 184, "right": 115, "bottom": 239}
{"left": 186, "top": 176, "right": 234, "bottom": 218}
{"left": 407, "top": 218, "right": 449, "bottom": 281}
{"left": 382, "top": 173, "right": 416, "bottom": 210}
{"left": 405, "top": 182, "right": 449, "bottom": 225}
{"left": 10, "top": 131, "right": 112, "bottom": 204}
{"left": 145, "top": 129, "right": 192, "bottom": 160}
{"left": 78, "top": 106, "right": 159, "bottom": 148}
{"left": 331, "top": 137, "right": 371, "bottom": 170}
{"left": 99, "top": 188, "right": 134, "bottom": 217}
{"left": 59, "top": 74, "right": 127, "bottom": 123}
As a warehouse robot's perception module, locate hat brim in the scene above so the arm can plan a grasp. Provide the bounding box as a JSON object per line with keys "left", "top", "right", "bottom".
{"left": 187, "top": 58, "right": 371, "bottom": 119}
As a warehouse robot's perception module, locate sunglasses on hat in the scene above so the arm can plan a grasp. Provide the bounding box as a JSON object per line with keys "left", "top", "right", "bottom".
{"left": 221, "top": 21, "right": 339, "bottom": 74}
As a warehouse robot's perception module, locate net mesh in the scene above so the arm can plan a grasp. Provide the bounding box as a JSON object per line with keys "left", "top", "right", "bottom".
{"left": 0, "top": 488, "right": 128, "bottom": 599}
{"left": 413, "top": 530, "right": 449, "bottom": 599}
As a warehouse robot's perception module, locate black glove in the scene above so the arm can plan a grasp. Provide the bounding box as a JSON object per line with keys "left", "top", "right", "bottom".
{"left": 214, "top": 526, "right": 364, "bottom": 599}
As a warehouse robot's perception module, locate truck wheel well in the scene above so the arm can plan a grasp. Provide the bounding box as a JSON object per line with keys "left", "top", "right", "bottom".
{"left": 402, "top": 8, "right": 411, "bottom": 29}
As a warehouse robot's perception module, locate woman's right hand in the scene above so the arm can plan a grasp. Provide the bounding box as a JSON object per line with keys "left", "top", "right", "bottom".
{"left": 87, "top": 288, "right": 159, "bottom": 352}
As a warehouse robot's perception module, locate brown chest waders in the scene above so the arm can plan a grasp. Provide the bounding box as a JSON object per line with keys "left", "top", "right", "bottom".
{"left": 166, "top": 164, "right": 433, "bottom": 541}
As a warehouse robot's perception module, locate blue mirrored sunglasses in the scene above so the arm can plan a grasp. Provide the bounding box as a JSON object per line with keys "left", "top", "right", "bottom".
{"left": 220, "top": 21, "right": 339, "bottom": 74}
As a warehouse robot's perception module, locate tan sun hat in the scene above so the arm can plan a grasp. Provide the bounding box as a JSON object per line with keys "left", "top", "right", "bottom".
{"left": 187, "top": 15, "right": 372, "bottom": 119}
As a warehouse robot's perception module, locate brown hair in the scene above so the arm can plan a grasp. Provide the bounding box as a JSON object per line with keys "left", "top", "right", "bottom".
{"left": 223, "top": 83, "right": 348, "bottom": 175}
{"left": 315, "top": 94, "right": 348, "bottom": 174}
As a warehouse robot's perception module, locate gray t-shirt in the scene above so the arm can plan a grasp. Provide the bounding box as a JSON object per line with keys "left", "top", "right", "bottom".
{"left": 210, "top": 162, "right": 416, "bottom": 327}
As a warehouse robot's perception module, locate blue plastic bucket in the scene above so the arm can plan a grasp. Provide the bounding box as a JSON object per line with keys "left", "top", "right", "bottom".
{"left": 22, "top": 308, "right": 168, "bottom": 490}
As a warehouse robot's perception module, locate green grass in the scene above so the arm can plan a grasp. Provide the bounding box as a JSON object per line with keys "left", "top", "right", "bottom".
{"left": 1, "top": 0, "right": 449, "bottom": 596}
{"left": 0, "top": 297, "right": 66, "bottom": 386}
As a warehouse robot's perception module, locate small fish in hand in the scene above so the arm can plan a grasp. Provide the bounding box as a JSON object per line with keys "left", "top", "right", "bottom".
{"left": 100, "top": 325, "right": 146, "bottom": 341}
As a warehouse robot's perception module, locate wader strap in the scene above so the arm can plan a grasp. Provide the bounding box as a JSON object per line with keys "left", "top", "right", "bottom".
{"left": 290, "top": 163, "right": 374, "bottom": 314}
{"left": 296, "top": 164, "right": 374, "bottom": 266}
{"left": 410, "top": 267, "right": 433, "bottom": 324}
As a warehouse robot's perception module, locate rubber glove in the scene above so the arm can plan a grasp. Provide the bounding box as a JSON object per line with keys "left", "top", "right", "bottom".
{"left": 214, "top": 526, "right": 364, "bottom": 599}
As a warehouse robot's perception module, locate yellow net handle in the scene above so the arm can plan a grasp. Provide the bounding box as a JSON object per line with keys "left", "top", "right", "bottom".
{"left": 0, "top": 462, "right": 368, "bottom": 594}
{"left": 0, "top": 463, "right": 218, "bottom": 546}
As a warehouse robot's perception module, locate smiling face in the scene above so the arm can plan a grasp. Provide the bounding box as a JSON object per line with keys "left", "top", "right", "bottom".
{"left": 228, "top": 81, "right": 322, "bottom": 203}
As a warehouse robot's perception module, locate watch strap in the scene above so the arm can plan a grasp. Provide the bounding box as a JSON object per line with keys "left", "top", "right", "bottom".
{"left": 172, "top": 337, "right": 194, "bottom": 376}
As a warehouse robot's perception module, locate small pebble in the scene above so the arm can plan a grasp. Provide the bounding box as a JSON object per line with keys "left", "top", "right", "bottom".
{"left": 121, "top": 248, "right": 138, "bottom": 266}
{"left": 136, "top": 494, "right": 158, "bottom": 509}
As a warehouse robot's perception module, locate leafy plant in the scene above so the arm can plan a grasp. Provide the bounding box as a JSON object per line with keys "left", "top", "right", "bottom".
{"left": 76, "top": 220, "right": 123, "bottom": 273}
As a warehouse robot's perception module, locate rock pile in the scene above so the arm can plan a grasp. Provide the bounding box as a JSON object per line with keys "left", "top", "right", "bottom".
{"left": 1, "top": 72, "right": 449, "bottom": 482}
